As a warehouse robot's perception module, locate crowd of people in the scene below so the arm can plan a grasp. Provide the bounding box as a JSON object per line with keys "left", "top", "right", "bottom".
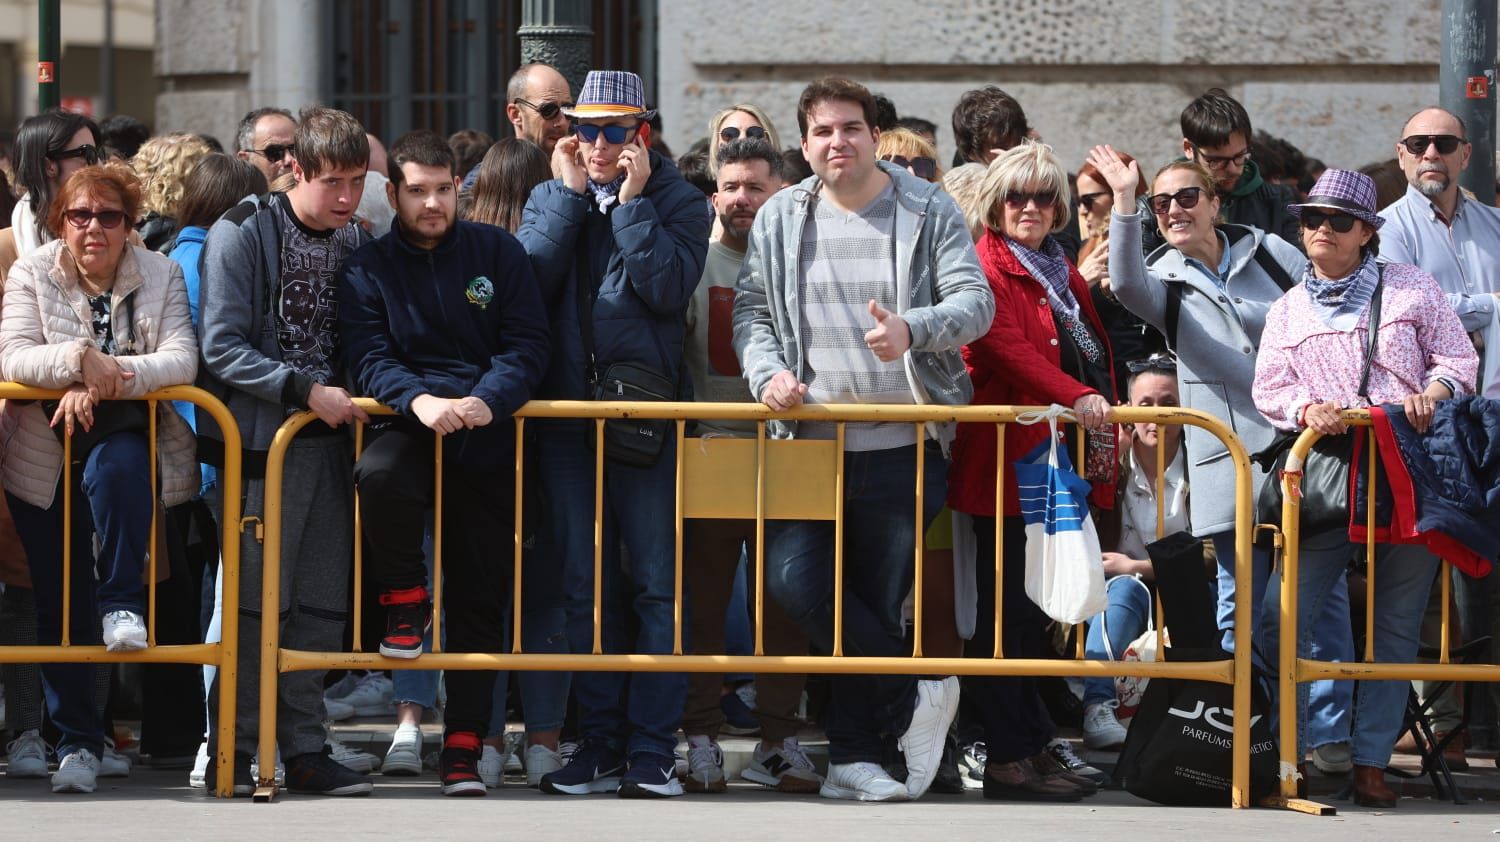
{"left": 0, "top": 60, "right": 1492, "bottom": 812}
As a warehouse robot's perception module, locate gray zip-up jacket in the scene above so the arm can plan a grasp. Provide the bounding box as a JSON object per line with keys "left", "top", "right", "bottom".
{"left": 731, "top": 162, "right": 994, "bottom": 444}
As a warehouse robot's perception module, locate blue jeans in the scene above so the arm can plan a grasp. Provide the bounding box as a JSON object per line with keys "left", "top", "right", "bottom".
{"left": 542, "top": 422, "right": 684, "bottom": 758}
{"left": 1304, "top": 567, "right": 1354, "bottom": 749}
{"left": 1210, "top": 529, "right": 1271, "bottom": 658}
{"left": 7, "top": 432, "right": 151, "bottom": 758}
{"left": 1082, "top": 575, "right": 1152, "bottom": 707}
{"left": 764, "top": 443, "right": 946, "bottom": 765}
{"left": 1264, "top": 530, "right": 1438, "bottom": 767}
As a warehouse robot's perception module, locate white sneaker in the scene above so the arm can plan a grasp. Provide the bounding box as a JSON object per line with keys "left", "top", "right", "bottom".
{"left": 324, "top": 697, "right": 356, "bottom": 722}
{"left": 684, "top": 735, "right": 726, "bottom": 793}
{"left": 383, "top": 725, "right": 423, "bottom": 776}
{"left": 52, "top": 748, "right": 99, "bottom": 793}
{"left": 503, "top": 731, "right": 524, "bottom": 773}
{"left": 7, "top": 729, "right": 50, "bottom": 779}
{"left": 1082, "top": 700, "right": 1128, "bottom": 750}
{"left": 102, "top": 610, "right": 147, "bottom": 652}
{"left": 478, "top": 744, "right": 506, "bottom": 788}
{"left": 899, "top": 676, "right": 959, "bottom": 799}
{"left": 189, "top": 740, "right": 209, "bottom": 788}
{"left": 1312, "top": 741, "right": 1353, "bottom": 774}
{"left": 248, "top": 750, "right": 285, "bottom": 787}
{"left": 327, "top": 732, "right": 380, "bottom": 774}
{"left": 819, "top": 761, "right": 908, "bottom": 801}
{"left": 323, "top": 672, "right": 360, "bottom": 701}
{"left": 523, "top": 743, "right": 563, "bottom": 788}
{"left": 341, "top": 672, "right": 395, "bottom": 717}
{"left": 100, "top": 738, "right": 131, "bottom": 778}
{"left": 742, "top": 736, "right": 822, "bottom": 792}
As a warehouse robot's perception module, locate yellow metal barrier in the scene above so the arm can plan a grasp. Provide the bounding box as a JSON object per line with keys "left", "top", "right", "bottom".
{"left": 0, "top": 383, "right": 243, "bottom": 797}
{"left": 257, "top": 400, "right": 1257, "bottom": 807}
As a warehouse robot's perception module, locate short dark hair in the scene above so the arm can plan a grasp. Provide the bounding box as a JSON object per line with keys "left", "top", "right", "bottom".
{"left": 235, "top": 106, "right": 294, "bottom": 154}
{"left": 1181, "top": 88, "right": 1252, "bottom": 150}
{"left": 674, "top": 150, "right": 715, "bottom": 197}
{"left": 781, "top": 146, "right": 813, "bottom": 183}
{"left": 797, "top": 77, "right": 878, "bottom": 139}
{"left": 387, "top": 129, "right": 456, "bottom": 186}
{"left": 178, "top": 153, "right": 269, "bottom": 229}
{"left": 447, "top": 129, "right": 493, "bottom": 179}
{"left": 99, "top": 114, "right": 150, "bottom": 160}
{"left": 951, "top": 86, "right": 1028, "bottom": 164}
{"left": 873, "top": 93, "right": 899, "bottom": 132}
{"left": 895, "top": 116, "right": 937, "bottom": 138}
{"left": 1250, "top": 131, "right": 1285, "bottom": 181}
{"left": 293, "top": 106, "right": 369, "bottom": 180}
{"left": 715, "top": 137, "right": 783, "bottom": 184}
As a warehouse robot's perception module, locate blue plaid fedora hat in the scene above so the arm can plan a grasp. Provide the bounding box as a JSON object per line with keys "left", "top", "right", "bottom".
{"left": 561, "top": 70, "right": 657, "bottom": 121}
{"left": 1287, "top": 168, "right": 1384, "bottom": 229}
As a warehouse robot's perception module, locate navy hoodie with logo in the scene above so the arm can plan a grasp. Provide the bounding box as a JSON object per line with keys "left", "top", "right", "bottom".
{"left": 337, "top": 219, "right": 550, "bottom": 472}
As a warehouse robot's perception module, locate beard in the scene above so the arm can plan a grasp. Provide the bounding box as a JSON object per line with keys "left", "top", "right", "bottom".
{"left": 718, "top": 210, "right": 754, "bottom": 239}
{"left": 1415, "top": 162, "right": 1450, "bottom": 197}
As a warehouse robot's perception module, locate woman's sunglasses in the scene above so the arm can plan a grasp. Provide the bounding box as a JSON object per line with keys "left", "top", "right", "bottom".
{"left": 63, "top": 208, "right": 126, "bottom": 229}
{"left": 1147, "top": 187, "right": 1203, "bottom": 215}
{"left": 574, "top": 123, "right": 639, "bottom": 145}
{"left": 1299, "top": 210, "right": 1359, "bottom": 233}
{"left": 48, "top": 144, "right": 101, "bottom": 165}
{"left": 1003, "top": 189, "right": 1058, "bottom": 209}
{"left": 883, "top": 155, "right": 936, "bottom": 180}
{"left": 1078, "top": 191, "right": 1110, "bottom": 212}
{"left": 1126, "top": 356, "right": 1178, "bottom": 374}
{"left": 719, "top": 125, "right": 766, "bottom": 143}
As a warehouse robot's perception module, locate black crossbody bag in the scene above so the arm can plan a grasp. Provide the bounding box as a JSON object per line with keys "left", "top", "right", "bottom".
{"left": 578, "top": 283, "right": 676, "bottom": 469}
{"left": 42, "top": 293, "right": 152, "bottom": 463}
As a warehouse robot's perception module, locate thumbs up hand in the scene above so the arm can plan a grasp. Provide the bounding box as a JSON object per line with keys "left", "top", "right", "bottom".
{"left": 864, "top": 299, "right": 911, "bottom": 362}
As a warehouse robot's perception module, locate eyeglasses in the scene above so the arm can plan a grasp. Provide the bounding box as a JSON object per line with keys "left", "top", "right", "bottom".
{"left": 1078, "top": 191, "right": 1110, "bottom": 212}
{"left": 1126, "top": 356, "right": 1178, "bottom": 374}
{"left": 1299, "top": 210, "right": 1359, "bottom": 233}
{"left": 48, "top": 144, "right": 100, "bottom": 165}
{"left": 1194, "top": 146, "right": 1250, "bottom": 170}
{"left": 1399, "top": 134, "right": 1465, "bottom": 156}
{"left": 63, "top": 208, "right": 127, "bottom": 229}
{"left": 516, "top": 98, "right": 573, "bottom": 121}
{"left": 882, "top": 154, "right": 937, "bottom": 180}
{"left": 1003, "top": 189, "right": 1058, "bottom": 209}
{"left": 1147, "top": 187, "right": 1203, "bottom": 215}
{"left": 719, "top": 125, "right": 766, "bottom": 143}
{"left": 574, "top": 123, "right": 638, "bottom": 145}
{"left": 252, "top": 144, "right": 292, "bottom": 163}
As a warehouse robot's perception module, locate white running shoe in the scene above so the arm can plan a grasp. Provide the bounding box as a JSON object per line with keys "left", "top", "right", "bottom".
{"left": 341, "top": 672, "right": 395, "bottom": 717}
{"left": 327, "top": 732, "right": 380, "bottom": 774}
{"left": 102, "top": 610, "right": 147, "bottom": 652}
{"left": 742, "top": 736, "right": 822, "bottom": 792}
{"left": 189, "top": 740, "right": 209, "bottom": 788}
{"left": 1082, "top": 700, "right": 1128, "bottom": 750}
{"left": 6, "top": 729, "right": 50, "bottom": 779}
{"left": 523, "top": 744, "right": 563, "bottom": 788}
{"left": 683, "top": 735, "right": 726, "bottom": 793}
{"left": 383, "top": 725, "right": 423, "bottom": 776}
{"left": 478, "top": 744, "right": 506, "bottom": 788}
{"left": 900, "top": 676, "right": 959, "bottom": 799}
{"left": 52, "top": 748, "right": 100, "bottom": 793}
{"left": 99, "top": 738, "right": 131, "bottom": 778}
{"left": 503, "top": 731, "right": 524, "bottom": 774}
{"left": 819, "top": 761, "right": 908, "bottom": 802}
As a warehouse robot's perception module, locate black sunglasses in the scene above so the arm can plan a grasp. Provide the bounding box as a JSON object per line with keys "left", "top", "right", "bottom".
{"left": 1299, "top": 210, "right": 1359, "bottom": 233}
{"left": 883, "top": 154, "right": 937, "bottom": 180}
{"left": 1399, "top": 134, "right": 1464, "bottom": 156}
{"left": 515, "top": 98, "right": 572, "bottom": 120}
{"left": 1148, "top": 187, "right": 1203, "bottom": 215}
{"left": 252, "top": 144, "right": 292, "bottom": 163}
{"left": 1003, "top": 189, "right": 1058, "bottom": 209}
{"left": 719, "top": 125, "right": 766, "bottom": 143}
{"left": 63, "top": 208, "right": 127, "bottom": 230}
{"left": 1078, "top": 191, "right": 1110, "bottom": 212}
{"left": 574, "top": 123, "right": 639, "bottom": 145}
{"left": 48, "top": 144, "right": 100, "bottom": 165}
{"left": 1126, "top": 356, "right": 1178, "bottom": 374}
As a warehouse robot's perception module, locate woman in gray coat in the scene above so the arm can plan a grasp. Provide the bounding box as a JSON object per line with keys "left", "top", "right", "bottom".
{"left": 1085, "top": 145, "right": 1303, "bottom": 656}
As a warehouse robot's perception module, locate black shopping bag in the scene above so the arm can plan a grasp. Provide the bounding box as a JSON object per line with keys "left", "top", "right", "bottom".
{"left": 1115, "top": 646, "right": 1279, "bottom": 806}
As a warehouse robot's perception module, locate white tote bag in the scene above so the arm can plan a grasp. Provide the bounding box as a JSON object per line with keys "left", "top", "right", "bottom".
{"left": 1013, "top": 411, "right": 1108, "bottom": 625}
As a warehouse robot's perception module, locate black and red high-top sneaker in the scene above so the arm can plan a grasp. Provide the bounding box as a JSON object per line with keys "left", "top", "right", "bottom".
{"left": 440, "top": 731, "right": 486, "bottom": 797}
{"left": 377, "top": 586, "right": 431, "bottom": 659}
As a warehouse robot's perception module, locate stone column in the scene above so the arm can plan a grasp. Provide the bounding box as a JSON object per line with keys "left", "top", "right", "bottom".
{"left": 518, "top": 0, "right": 592, "bottom": 95}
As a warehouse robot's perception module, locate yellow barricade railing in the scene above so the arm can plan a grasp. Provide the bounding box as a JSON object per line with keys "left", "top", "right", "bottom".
{"left": 1274, "top": 410, "right": 1492, "bottom": 814}
{"left": 0, "top": 383, "right": 243, "bottom": 797}
{"left": 258, "top": 400, "right": 1257, "bottom": 806}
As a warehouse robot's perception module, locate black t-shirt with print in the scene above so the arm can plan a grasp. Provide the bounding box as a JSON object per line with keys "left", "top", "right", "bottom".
{"left": 270, "top": 193, "right": 362, "bottom": 386}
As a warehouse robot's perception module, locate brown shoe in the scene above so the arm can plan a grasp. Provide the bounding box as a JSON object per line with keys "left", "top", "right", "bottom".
{"left": 1436, "top": 731, "right": 1470, "bottom": 771}
{"left": 982, "top": 759, "right": 1085, "bottom": 802}
{"left": 1351, "top": 764, "right": 1397, "bottom": 808}
{"left": 1029, "top": 749, "right": 1099, "bottom": 795}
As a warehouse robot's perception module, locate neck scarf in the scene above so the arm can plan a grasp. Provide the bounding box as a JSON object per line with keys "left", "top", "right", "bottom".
{"left": 1302, "top": 252, "right": 1381, "bottom": 331}
{"left": 1008, "top": 235, "right": 1077, "bottom": 312}
{"left": 586, "top": 174, "right": 627, "bottom": 214}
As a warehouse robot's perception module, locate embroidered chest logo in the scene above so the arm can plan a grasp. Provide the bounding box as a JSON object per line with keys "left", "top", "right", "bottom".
{"left": 465, "top": 276, "right": 494, "bottom": 309}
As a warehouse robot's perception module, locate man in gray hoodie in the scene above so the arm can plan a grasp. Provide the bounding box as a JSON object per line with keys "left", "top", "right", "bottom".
{"left": 732, "top": 77, "right": 993, "bottom": 803}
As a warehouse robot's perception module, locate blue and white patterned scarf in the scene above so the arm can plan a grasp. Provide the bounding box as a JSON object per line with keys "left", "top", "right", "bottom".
{"left": 586, "top": 174, "right": 627, "bottom": 213}
{"left": 1009, "top": 235, "right": 1077, "bottom": 313}
{"left": 1302, "top": 252, "right": 1381, "bottom": 332}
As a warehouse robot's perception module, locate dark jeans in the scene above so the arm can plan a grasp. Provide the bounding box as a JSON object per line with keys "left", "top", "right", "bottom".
{"left": 354, "top": 419, "right": 513, "bottom": 738}
{"left": 140, "top": 499, "right": 214, "bottom": 758}
{"left": 964, "top": 514, "right": 1053, "bottom": 765}
{"left": 6, "top": 431, "right": 151, "bottom": 757}
{"left": 764, "top": 442, "right": 945, "bottom": 765}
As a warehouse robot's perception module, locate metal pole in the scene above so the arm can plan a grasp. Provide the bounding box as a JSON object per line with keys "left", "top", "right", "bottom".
{"left": 37, "top": 0, "right": 60, "bottom": 111}
{"left": 517, "top": 0, "right": 593, "bottom": 96}
{"left": 100, "top": 0, "right": 115, "bottom": 117}
{"left": 1441, "top": 0, "right": 1498, "bottom": 205}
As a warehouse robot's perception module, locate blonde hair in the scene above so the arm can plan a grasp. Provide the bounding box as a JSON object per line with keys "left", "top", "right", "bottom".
{"left": 942, "top": 163, "right": 988, "bottom": 238}
{"left": 132, "top": 133, "right": 213, "bottom": 218}
{"left": 707, "top": 104, "right": 781, "bottom": 176}
{"left": 876, "top": 127, "right": 942, "bottom": 181}
{"left": 1151, "top": 160, "right": 1215, "bottom": 196}
{"left": 976, "top": 141, "right": 1071, "bottom": 236}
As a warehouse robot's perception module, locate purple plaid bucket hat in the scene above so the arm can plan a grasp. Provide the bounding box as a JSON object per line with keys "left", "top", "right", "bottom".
{"left": 1287, "top": 168, "right": 1384, "bottom": 229}
{"left": 561, "top": 70, "right": 657, "bottom": 121}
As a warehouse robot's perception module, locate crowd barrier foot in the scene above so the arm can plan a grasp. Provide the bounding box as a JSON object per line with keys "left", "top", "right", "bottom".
{"left": 253, "top": 785, "right": 278, "bottom": 803}
{"left": 1260, "top": 795, "right": 1337, "bottom": 815}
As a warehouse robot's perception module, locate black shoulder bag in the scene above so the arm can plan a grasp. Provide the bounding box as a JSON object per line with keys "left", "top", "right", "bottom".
{"left": 578, "top": 282, "right": 676, "bottom": 469}
{"left": 1162, "top": 236, "right": 1295, "bottom": 353}
{"left": 1254, "top": 269, "right": 1383, "bottom": 535}
{"left": 43, "top": 292, "right": 151, "bottom": 463}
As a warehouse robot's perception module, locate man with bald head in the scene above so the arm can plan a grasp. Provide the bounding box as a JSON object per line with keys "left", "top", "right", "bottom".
{"left": 505, "top": 63, "right": 573, "bottom": 154}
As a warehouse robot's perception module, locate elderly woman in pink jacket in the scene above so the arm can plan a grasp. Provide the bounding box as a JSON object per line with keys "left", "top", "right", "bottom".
{"left": 1252, "top": 169, "right": 1476, "bottom": 808}
{"left": 0, "top": 162, "right": 197, "bottom": 794}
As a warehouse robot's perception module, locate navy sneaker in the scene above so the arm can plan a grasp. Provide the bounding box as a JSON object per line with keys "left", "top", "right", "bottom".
{"left": 284, "top": 748, "right": 374, "bottom": 796}
{"left": 440, "top": 731, "right": 487, "bottom": 797}
{"left": 619, "top": 752, "right": 684, "bottom": 799}
{"left": 539, "top": 737, "right": 624, "bottom": 795}
{"left": 720, "top": 686, "right": 760, "bottom": 736}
